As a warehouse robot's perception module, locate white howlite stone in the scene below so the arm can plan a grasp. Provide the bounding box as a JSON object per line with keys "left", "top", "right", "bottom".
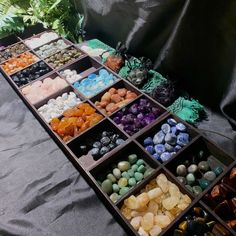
{"left": 60, "top": 69, "right": 82, "bottom": 83}
{"left": 38, "top": 92, "right": 82, "bottom": 122}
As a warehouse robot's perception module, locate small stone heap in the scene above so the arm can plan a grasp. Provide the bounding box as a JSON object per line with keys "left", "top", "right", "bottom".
{"left": 121, "top": 173, "right": 192, "bottom": 236}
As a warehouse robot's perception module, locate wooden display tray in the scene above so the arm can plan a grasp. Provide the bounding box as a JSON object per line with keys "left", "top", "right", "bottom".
{"left": 0, "top": 24, "right": 235, "bottom": 236}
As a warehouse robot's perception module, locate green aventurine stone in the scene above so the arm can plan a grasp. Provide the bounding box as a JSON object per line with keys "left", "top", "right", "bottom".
{"left": 121, "top": 171, "right": 130, "bottom": 179}
{"left": 198, "top": 179, "right": 211, "bottom": 190}
{"left": 186, "top": 173, "right": 195, "bottom": 185}
{"left": 192, "top": 186, "right": 203, "bottom": 196}
{"left": 110, "top": 193, "right": 120, "bottom": 202}
{"left": 131, "top": 164, "right": 138, "bottom": 172}
{"left": 137, "top": 164, "right": 146, "bottom": 173}
{"left": 128, "top": 178, "right": 136, "bottom": 186}
{"left": 112, "top": 184, "right": 120, "bottom": 193}
{"left": 134, "top": 172, "right": 144, "bottom": 181}
{"left": 107, "top": 173, "right": 116, "bottom": 183}
{"left": 119, "top": 187, "right": 129, "bottom": 196}
{"left": 128, "top": 154, "right": 138, "bottom": 164}
{"left": 136, "top": 159, "right": 144, "bottom": 166}
{"left": 213, "top": 166, "right": 223, "bottom": 176}
{"left": 101, "top": 179, "right": 113, "bottom": 194}
{"left": 144, "top": 168, "right": 153, "bottom": 178}
{"left": 118, "top": 161, "right": 130, "bottom": 171}
{"left": 118, "top": 177, "right": 128, "bottom": 187}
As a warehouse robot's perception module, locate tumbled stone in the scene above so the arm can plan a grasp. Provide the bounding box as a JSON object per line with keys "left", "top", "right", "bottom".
{"left": 138, "top": 227, "right": 149, "bottom": 236}
{"left": 149, "top": 225, "right": 162, "bottom": 236}
{"left": 154, "top": 214, "right": 171, "bottom": 228}
{"left": 161, "top": 123, "right": 171, "bottom": 134}
{"left": 165, "top": 133, "right": 177, "bottom": 145}
{"left": 198, "top": 179, "right": 210, "bottom": 190}
{"left": 198, "top": 161, "right": 209, "bottom": 172}
{"left": 177, "top": 176, "right": 187, "bottom": 185}
{"left": 124, "top": 195, "right": 139, "bottom": 210}
{"left": 101, "top": 179, "right": 113, "bottom": 194}
{"left": 192, "top": 186, "right": 203, "bottom": 196}
{"left": 156, "top": 174, "right": 169, "bottom": 193}
{"left": 119, "top": 187, "right": 129, "bottom": 196}
{"left": 110, "top": 192, "right": 120, "bottom": 202}
{"left": 176, "top": 123, "right": 187, "bottom": 132}
{"left": 113, "top": 168, "right": 121, "bottom": 179}
{"left": 187, "top": 164, "right": 198, "bottom": 174}
{"left": 162, "top": 196, "right": 179, "bottom": 210}
{"left": 186, "top": 173, "right": 195, "bottom": 185}
{"left": 153, "top": 131, "right": 165, "bottom": 144}
{"left": 204, "top": 171, "right": 216, "bottom": 182}
{"left": 147, "top": 187, "right": 163, "bottom": 200}
{"left": 141, "top": 212, "right": 154, "bottom": 231}
{"left": 118, "top": 161, "right": 130, "bottom": 171}
{"left": 128, "top": 154, "right": 138, "bottom": 164}
{"left": 176, "top": 165, "right": 187, "bottom": 176}
{"left": 118, "top": 178, "right": 128, "bottom": 188}
{"left": 130, "top": 216, "right": 142, "bottom": 230}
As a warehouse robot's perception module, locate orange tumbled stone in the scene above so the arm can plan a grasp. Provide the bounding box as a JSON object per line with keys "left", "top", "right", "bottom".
{"left": 50, "top": 102, "right": 103, "bottom": 141}
{"left": 50, "top": 118, "right": 60, "bottom": 131}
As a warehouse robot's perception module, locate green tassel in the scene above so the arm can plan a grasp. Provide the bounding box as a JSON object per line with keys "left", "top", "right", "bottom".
{"left": 168, "top": 97, "right": 204, "bottom": 124}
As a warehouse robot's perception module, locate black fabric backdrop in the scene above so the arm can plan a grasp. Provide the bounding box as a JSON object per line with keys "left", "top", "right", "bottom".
{"left": 0, "top": 1, "right": 236, "bottom": 236}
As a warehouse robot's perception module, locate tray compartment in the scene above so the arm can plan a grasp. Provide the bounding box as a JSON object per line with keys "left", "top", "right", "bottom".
{"left": 90, "top": 141, "right": 159, "bottom": 204}
{"left": 72, "top": 67, "right": 119, "bottom": 98}
{"left": 90, "top": 79, "right": 141, "bottom": 116}
{"left": 10, "top": 60, "right": 52, "bottom": 87}
{"left": 166, "top": 137, "right": 234, "bottom": 197}
{"left": 47, "top": 101, "right": 104, "bottom": 142}
{"left": 44, "top": 45, "right": 84, "bottom": 69}
{"left": 202, "top": 165, "right": 236, "bottom": 233}
{"left": 111, "top": 95, "right": 166, "bottom": 137}
{"left": 0, "top": 51, "right": 40, "bottom": 75}
{"left": 34, "top": 37, "right": 73, "bottom": 59}
{"left": 59, "top": 56, "right": 102, "bottom": 83}
{"left": 36, "top": 86, "right": 85, "bottom": 121}
{"left": 0, "top": 42, "right": 30, "bottom": 63}
{"left": 67, "top": 118, "right": 129, "bottom": 169}
{"left": 116, "top": 168, "right": 194, "bottom": 236}
{"left": 21, "top": 72, "right": 72, "bottom": 107}
{"left": 136, "top": 114, "right": 199, "bottom": 163}
{"left": 166, "top": 203, "right": 232, "bottom": 236}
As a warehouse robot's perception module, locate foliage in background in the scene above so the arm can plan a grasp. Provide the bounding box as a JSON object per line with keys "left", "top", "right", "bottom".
{"left": 0, "top": 0, "right": 84, "bottom": 42}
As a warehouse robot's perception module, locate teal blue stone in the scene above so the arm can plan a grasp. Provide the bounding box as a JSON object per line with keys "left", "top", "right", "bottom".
{"left": 119, "top": 187, "right": 129, "bottom": 196}
{"left": 213, "top": 166, "right": 223, "bottom": 176}
{"left": 128, "top": 178, "right": 137, "bottom": 186}
{"left": 198, "top": 179, "right": 211, "bottom": 190}
{"left": 112, "top": 184, "right": 120, "bottom": 193}
{"left": 127, "top": 169, "right": 134, "bottom": 177}
{"left": 186, "top": 173, "right": 195, "bottom": 185}
{"left": 121, "top": 171, "right": 130, "bottom": 179}
{"left": 136, "top": 159, "right": 144, "bottom": 166}
{"left": 134, "top": 172, "right": 144, "bottom": 181}
{"left": 137, "top": 165, "right": 146, "bottom": 173}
